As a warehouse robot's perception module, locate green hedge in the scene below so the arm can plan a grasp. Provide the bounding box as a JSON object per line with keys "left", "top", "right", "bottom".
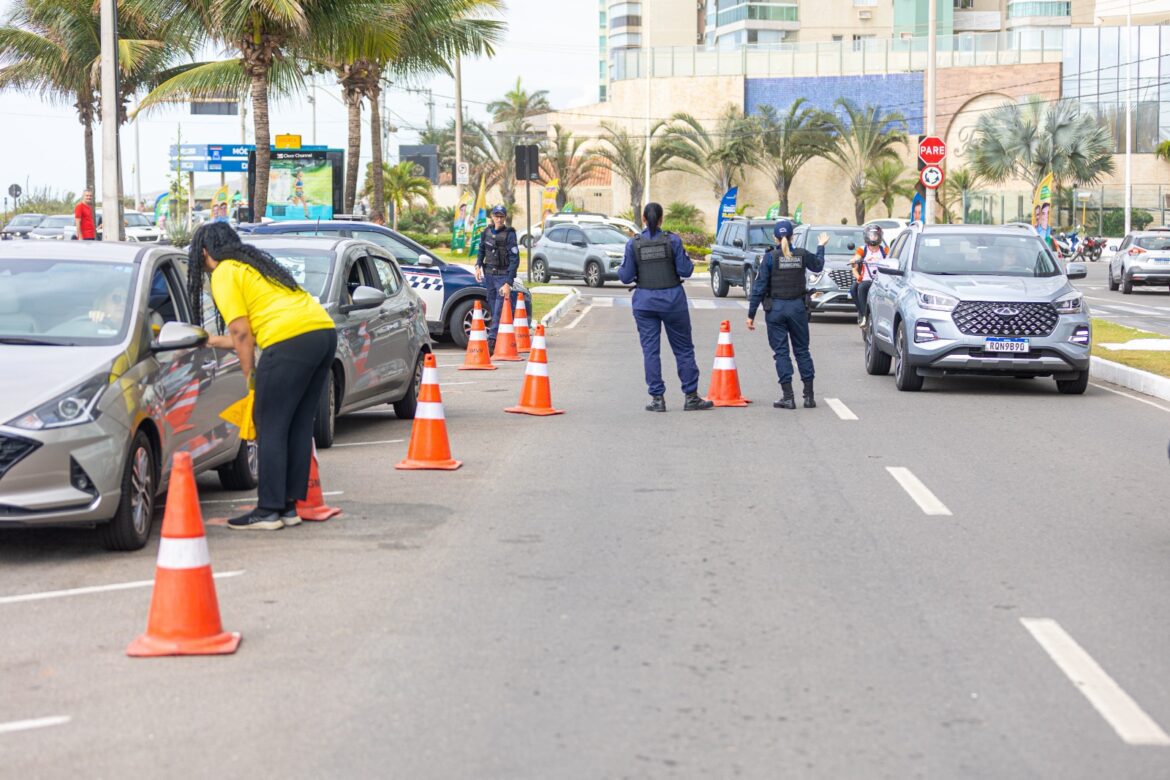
{"left": 685, "top": 244, "right": 711, "bottom": 257}
{"left": 403, "top": 231, "right": 453, "bottom": 249}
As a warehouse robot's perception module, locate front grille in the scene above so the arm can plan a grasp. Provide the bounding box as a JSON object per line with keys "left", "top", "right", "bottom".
{"left": 951, "top": 301, "right": 1059, "bottom": 337}
{"left": 829, "top": 269, "right": 852, "bottom": 290}
{"left": 0, "top": 434, "right": 40, "bottom": 479}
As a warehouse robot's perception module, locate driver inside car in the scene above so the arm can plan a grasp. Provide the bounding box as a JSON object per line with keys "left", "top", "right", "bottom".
{"left": 88, "top": 284, "right": 127, "bottom": 327}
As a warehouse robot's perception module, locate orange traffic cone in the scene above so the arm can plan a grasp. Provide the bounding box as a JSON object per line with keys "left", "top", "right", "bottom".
{"left": 459, "top": 300, "right": 497, "bottom": 371}
{"left": 296, "top": 440, "right": 342, "bottom": 521}
{"left": 127, "top": 452, "right": 241, "bottom": 657}
{"left": 514, "top": 296, "right": 532, "bottom": 353}
{"left": 705, "top": 320, "right": 750, "bottom": 407}
{"left": 492, "top": 298, "right": 523, "bottom": 362}
{"left": 397, "top": 353, "right": 462, "bottom": 470}
{"left": 506, "top": 324, "right": 565, "bottom": 416}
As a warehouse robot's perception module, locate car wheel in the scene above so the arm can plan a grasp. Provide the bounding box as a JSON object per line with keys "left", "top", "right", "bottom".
{"left": 1108, "top": 266, "right": 1120, "bottom": 291}
{"left": 531, "top": 257, "right": 550, "bottom": 284}
{"left": 893, "top": 321, "right": 924, "bottom": 392}
{"left": 217, "top": 438, "right": 258, "bottom": 491}
{"left": 1122, "top": 272, "right": 1134, "bottom": 295}
{"left": 742, "top": 268, "right": 755, "bottom": 299}
{"left": 584, "top": 261, "right": 604, "bottom": 288}
{"left": 313, "top": 368, "right": 337, "bottom": 449}
{"left": 711, "top": 265, "right": 729, "bottom": 297}
{"left": 1056, "top": 370, "right": 1090, "bottom": 395}
{"left": 393, "top": 352, "right": 424, "bottom": 419}
{"left": 99, "top": 431, "right": 155, "bottom": 551}
{"left": 864, "top": 318, "right": 891, "bottom": 376}
{"left": 447, "top": 299, "right": 475, "bottom": 348}
{"left": 520, "top": 234, "right": 533, "bottom": 249}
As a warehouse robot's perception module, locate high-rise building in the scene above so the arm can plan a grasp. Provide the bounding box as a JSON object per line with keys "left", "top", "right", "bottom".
{"left": 599, "top": 0, "right": 609, "bottom": 101}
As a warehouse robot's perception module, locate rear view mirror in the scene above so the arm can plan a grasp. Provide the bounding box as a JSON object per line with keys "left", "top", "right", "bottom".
{"left": 1066, "top": 262, "right": 1088, "bottom": 280}
{"left": 152, "top": 322, "right": 208, "bottom": 352}
{"left": 732, "top": 239, "right": 744, "bottom": 248}
{"left": 847, "top": 243, "right": 857, "bottom": 250}
{"left": 342, "top": 285, "right": 386, "bottom": 313}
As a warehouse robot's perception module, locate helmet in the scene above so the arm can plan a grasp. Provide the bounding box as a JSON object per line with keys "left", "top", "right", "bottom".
{"left": 491, "top": 205, "right": 507, "bottom": 217}
{"left": 773, "top": 219, "right": 795, "bottom": 240}
{"left": 864, "top": 225, "right": 883, "bottom": 247}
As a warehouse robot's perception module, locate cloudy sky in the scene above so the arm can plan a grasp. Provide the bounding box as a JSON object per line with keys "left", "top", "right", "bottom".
{"left": 0, "top": 0, "right": 599, "bottom": 205}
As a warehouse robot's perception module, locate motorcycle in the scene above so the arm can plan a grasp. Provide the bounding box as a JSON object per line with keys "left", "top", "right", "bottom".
{"left": 1052, "top": 232, "right": 1072, "bottom": 260}
{"left": 1084, "top": 236, "right": 1104, "bottom": 262}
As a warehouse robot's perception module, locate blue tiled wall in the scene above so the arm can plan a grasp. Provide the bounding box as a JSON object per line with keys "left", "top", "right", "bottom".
{"left": 745, "top": 74, "right": 924, "bottom": 135}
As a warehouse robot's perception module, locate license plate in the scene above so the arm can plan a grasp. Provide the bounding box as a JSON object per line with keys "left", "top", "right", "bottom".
{"left": 984, "top": 337, "right": 1030, "bottom": 353}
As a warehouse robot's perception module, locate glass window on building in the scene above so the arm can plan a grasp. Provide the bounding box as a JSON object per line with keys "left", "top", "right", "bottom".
{"left": 1007, "top": 1, "right": 1071, "bottom": 18}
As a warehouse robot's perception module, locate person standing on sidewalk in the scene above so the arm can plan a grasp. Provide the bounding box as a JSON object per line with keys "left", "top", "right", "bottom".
{"left": 187, "top": 222, "right": 337, "bottom": 531}
{"left": 475, "top": 205, "right": 520, "bottom": 353}
{"left": 74, "top": 190, "right": 97, "bottom": 240}
{"left": 618, "top": 202, "right": 713, "bottom": 413}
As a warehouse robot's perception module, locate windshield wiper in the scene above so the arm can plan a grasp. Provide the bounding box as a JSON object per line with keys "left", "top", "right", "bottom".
{"left": 0, "top": 337, "right": 72, "bottom": 346}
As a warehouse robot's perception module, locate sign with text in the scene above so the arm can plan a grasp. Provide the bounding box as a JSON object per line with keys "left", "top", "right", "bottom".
{"left": 918, "top": 136, "right": 946, "bottom": 166}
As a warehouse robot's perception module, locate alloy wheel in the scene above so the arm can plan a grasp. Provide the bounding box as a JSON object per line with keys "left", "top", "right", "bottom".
{"left": 130, "top": 446, "right": 153, "bottom": 537}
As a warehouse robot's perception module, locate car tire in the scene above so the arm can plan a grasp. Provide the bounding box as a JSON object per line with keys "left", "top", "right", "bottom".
{"left": 1056, "top": 370, "right": 1090, "bottom": 395}
{"left": 864, "top": 319, "right": 891, "bottom": 376}
{"left": 1122, "top": 272, "right": 1134, "bottom": 295}
{"left": 893, "top": 321, "right": 924, "bottom": 392}
{"left": 393, "top": 352, "right": 425, "bottom": 419}
{"left": 711, "top": 265, "right": 729, "bottom": 297}
{"left": 520, "top": 234, "right": 533, "bottom": 249}
{"left": 217, "top": 439, "right": 258, "bottom": 491}
{"left": 584, "top": 260, "right": 604, "bottom": 288}
{"left": 742, "top": 268, "right": 755, "bottom": 299}
{"left": 1108, "top": 266, "right": 1120, "bottom": 291}
{"left": 531, "top": 257, "right": 550, "bottom": 284}
{"left": 313, "top": 367, "right": 338, "bottom": 449}
{"left": 99, "top": 430, "right": 156, "bottom": 551}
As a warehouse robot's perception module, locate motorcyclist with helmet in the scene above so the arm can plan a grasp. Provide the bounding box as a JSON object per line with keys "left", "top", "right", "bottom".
{"left": 850, "top": 224, "right": 888, "bottom": 328}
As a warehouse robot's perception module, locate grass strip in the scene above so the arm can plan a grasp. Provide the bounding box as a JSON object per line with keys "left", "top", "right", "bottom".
{"left": 1091, "top": 317, "right": 1170, "bottom": 377}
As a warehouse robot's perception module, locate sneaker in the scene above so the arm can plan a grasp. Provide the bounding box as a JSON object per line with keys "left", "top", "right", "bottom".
{"left": 858, "top": 314, "right": 867, "bottom": 328}
{"left": 281, "top": 503, "right": 302, "bottom": 528}
{"left": 228, "top": 508, "right": 284, "bottom": 531}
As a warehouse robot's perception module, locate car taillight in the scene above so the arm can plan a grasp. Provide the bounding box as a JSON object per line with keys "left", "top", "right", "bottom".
{"left": 1129, "top": 247, "right": 1147, "bottom": 255}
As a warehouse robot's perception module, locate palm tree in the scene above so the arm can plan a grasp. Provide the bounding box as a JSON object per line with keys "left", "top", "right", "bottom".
{"left": 360, "top": 160, "right": 434, "bottom": 230}
{"left": 486, "top": 77, "right": 551, "bottom": 217}
{"left": 663, "top": 106, "right": 758, "bottom": 201}
{"left": 1157, "top": 140, "right": 1170, "bottom": 162}
{"left": 822, "top": 98, "right": 907, "bottom": 224}
{"left": 940, "top": 166, "right": 982, "bottom": 224}
{"left": 487, "top": 76, "right": 550, "bottom": 127}
{"left": 860, "top": 160, "right": 916, "bottom": 218}
{"left": 753, "top": 100, "right": 833, "bottom": 217}
{"left": 595, "top": 120, "right": 678, "bottom": 229}
{"left": 538, "top": 125, "right": 602, "bottom": 211}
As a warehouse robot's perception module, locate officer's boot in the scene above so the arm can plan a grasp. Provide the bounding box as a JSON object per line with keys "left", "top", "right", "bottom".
{"left": 803, "top": 378, "right": 816, "bottom": 409}
{"left": 645, "top": 395, "right": 666, "bottom": 413}
{"left": 683, "top": 392, "right": 714, "bottom": 411}
{"left": 773, "top": 383, "right": 796, "bottom": 409}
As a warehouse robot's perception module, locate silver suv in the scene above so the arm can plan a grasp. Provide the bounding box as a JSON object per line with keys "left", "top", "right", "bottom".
{"left": 1108, "top": 228, "right": 1170, "bottom": 293}
{"left": 530, "top": 223, "right": 630, "bottom": 287}
{"left": 863, "top": 224, "right": 1092, "bottom": 394}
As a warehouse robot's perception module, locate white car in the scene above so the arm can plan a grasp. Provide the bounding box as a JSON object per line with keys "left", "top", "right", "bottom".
{"left": 1109, "top": 230, "right": 1170, "bottom": 294}
{"left": 122, "top": 211, "right": 164, "bottom": 243}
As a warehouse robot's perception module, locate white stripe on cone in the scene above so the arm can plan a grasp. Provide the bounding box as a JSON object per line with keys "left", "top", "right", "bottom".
{"left": 422, "top": 367, "right": 439, "bottom": 385}
{"left": 472, "top": 309, "right": 484, "bottom": 320}
{"left": 157, "top": 536, "right": 211, "bottom": 570}
{"left": 525, "top": 362, "right": 549, "bottom": 377}
{"left": 470, "top": 331, "right": 487, "bottom": 342}
{"left": 713, "top": 357, "right": 737, "bottom": 371}
{"left": 515, "top": 317, "right": 529, "bottom": 327}
{"left": 533, "top": 337, "right": 547, "bottom": 350}
{"left": 499, "top": 324, "right": 515, "bottom": 333}
{"left": 415, "top": 401, "right": 446, "bottom": 420}
{"left": 718, "top": 332, "right": 732, "bottom": 345}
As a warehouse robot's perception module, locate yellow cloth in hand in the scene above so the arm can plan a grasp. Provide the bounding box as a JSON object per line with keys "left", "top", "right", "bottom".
{"left": 219, "top": 390, "right": 256, "bottom": 440}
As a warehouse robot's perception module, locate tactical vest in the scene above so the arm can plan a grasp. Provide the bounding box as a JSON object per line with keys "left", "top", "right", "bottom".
{"left": 483, "top": 228, "right": 512, "bottom": 272}
{"left": 769, "top": 249, "right": 807, "bottom": 300}
{"left": 634, "top": 233, "right": 681, "bottom": 290}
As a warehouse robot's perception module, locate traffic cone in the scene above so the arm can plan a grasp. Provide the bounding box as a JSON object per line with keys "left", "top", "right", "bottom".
{"left": 705, "top": 320, "right": 751, "bottom": 407}
{"left": 459, "top": 300, "right": 497, "bottom": 371}
{"left": 506, "top": 324, "right": 565, "bottom": 416}
{"left": 296, "top": 440, "right": 341, "bottom": 521}
{"left": 397, "top": 353, "right": 462, "bottom": 470}
{"left": 127, "top": 452, "right": 241, "bottom": 657}
{"left": 492, "top": 297, "right": 523, "bottom": 362}
{"left": 514, "top": 296, "right": 532, "bottom": 353}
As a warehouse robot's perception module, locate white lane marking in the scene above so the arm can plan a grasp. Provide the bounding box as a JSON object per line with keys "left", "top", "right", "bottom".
{"left": 0, "top": 571, "right": 245, "bottom": 606}
{"left": 335, "top": 439, "right": 406, "bottom": 450}
{"left": 824, "top": 398, "right": 858, "bottom": 421}
{"left": 1102, "top": 303, "right": 1168, "bottom": 316}
{"left": 885, "top": 467, "right": 952, "bottom": 516}
{"left": 691, "top": 299, "right": 716, "bottom": 309}
{"left": 1021, "top": 618, "right": 1170, "bottom": 746}
{"left": 199, "top": 491, "right": 342, "bottom": 505}
{"left": 0, "top": 716, "right": 71, "bottom": 735}
{"left": 1089, "top": 382, "right": 1170, "bottom": 413}
{"left": 565, "top": 305, "right": 593, "bottom": 329}
{"left": 590, "top": 296, "right": 614, "bottom": 308}
{"left": 737, "top": 301, "right": 750, "bottom": 310}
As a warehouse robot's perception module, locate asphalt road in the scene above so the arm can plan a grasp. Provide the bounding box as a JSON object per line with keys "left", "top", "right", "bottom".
{"left": 3, "top": 275, "right": 1170, "bottom": 778}
{"left": 1076, "top": 259, "right": 1170, "bottom": 336}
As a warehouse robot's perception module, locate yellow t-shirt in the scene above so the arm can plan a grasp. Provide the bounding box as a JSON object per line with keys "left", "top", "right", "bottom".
{"left": 210, "top": 259, "right": 334, "bottom": 348}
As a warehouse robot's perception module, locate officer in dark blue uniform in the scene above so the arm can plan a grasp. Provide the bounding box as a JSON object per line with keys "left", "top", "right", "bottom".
{"left": 746, "top": 220, "right": 828, "bottom": 409}
{"left": 618, "top": 202, "right": 713, "bottom": 413}
{"left": 475, "top": 204, "right": 520, "bottom": 351}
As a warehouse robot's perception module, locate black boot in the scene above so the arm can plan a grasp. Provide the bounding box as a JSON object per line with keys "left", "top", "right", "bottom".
{"left": 803, "top": 379, "right": 816, "bottom": 408}
{"left": 683, "top": 392, "right": 714, "bottom": 411}
{"left": 773, "top": 382, "right": 796, "bottom": 409}
{"left": 645, "top": 395, "right": 666, "bottom": 413}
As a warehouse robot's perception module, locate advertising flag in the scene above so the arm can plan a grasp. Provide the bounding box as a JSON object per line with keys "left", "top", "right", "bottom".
{"left": 153, "top": 192, "right": 169, "bottom": 224}
{"left": 467, "top": 174, "right": 488, "bottom": 257}
{"left": 211, "top": 184, "right": 231, "bottom": 222}
{"left": 909, "top": 192, "right": 925, "bottom": 225}
{"left": 541, "top": 179, "right": 559, "bottom": 225}
{"left": 793, "top": 203, "right": 804, "bottom": 225}
{"left": 451, "top": 189, "right": 475, "bottom": 251}
{"left": 765, "top": 202, "right": 780, "bottom": 219}
{"left": 1032, "top": 172, "right": 1054, "bottom": 245}
{"left": 717, "top": 186, "right": 738, "bottom": 234}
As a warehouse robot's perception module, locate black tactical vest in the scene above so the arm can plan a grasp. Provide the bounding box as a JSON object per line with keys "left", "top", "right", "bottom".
{"left": 769, "top": 249, "right": 807, "bottom": 300}
{"left": 483, "top": 228, "right": 511, "bottom": 272}
{"left": 634, "top": 233, "right": 681, "bottom": 290}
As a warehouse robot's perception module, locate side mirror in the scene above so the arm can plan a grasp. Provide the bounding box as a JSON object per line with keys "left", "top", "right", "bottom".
{"left": 732, "top": 239, "right": 744, "bottom": 249}
{"left": 1066, "top": 262, "right": 1088, "bottom": 280}
{"left": 417, "top": 255, "right": 434, "bottom": 266}
{"left": 152, "top": 322, "right": 208, "bottom": 352}
{"left": 879, "top": 267, "right": 905, "bottom": 277}
{"left": 847, "top": 243, "right": 857, "bottom": 251}
{"left": 341, "top": 285, "right": 387, "bottom": 313}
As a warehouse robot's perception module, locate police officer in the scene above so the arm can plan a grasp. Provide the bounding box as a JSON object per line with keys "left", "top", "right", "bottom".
{"left": 475, "top": 204, "right": 520, "bottom": 351}
{"left": 746, "top": 220, "right": 828, "bottom": 409}
{"left": 618, "top": 202, "right": 713, "bottom": 413}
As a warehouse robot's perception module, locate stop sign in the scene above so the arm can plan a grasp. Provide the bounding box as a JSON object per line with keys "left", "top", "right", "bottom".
{"left": 919, "top": 136, "right": 946, "bottom": 166}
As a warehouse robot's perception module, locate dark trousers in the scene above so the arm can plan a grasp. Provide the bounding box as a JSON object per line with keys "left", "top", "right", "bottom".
{"left": 851, "top": 279, "right": 872, "bottom": 322}
{"left": 765, "top": 298, "right": 814, "bottom": 385}
{"left": 253, "top": 328, "right": 337, "bottom": 512}
{"left": 484, "top": 273, "right": 518, "bottom": 341}
{"left": 633, "top": 308, "right": 700, "bottom": 396}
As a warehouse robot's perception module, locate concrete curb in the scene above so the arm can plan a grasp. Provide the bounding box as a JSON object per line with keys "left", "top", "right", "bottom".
{"left": 1091, "top": 356, "right": 1170, "bottom": 402}
{"left": 539, "top": 288, "right": 581, "bottom": 328}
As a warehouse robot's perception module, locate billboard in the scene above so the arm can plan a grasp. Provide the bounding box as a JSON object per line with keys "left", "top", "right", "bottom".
{"left": 248, "top": 149, "right": 344, "bottom": 221}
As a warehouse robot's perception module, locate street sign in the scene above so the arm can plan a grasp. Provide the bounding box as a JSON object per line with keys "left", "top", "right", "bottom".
{"left": 456, "top": 162, "right": 470, "bottom": 186}
{"left": 7, "top": 184, "right": 20, "bottom": 199}
{"left": 275, "top": 134, "right": 302, "bottom": 149}
{"left": 169, "top": 144, "right": 253, "bottom": 158}
{"left": 919, "top": 136, "right": 946, "bottom": 166}
{"left": 170, "top": 158, "right": 249, "bottom": 173}
{"left": 921, "top": 165, "right": 944, "bottom": 190}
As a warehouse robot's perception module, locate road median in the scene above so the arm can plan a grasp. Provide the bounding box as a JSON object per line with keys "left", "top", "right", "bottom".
{"left": 530, "top": 286, "right": 580, "bottom": 328}
{"left": 1091, "top": 318, "right": 1170, "bottom": 402}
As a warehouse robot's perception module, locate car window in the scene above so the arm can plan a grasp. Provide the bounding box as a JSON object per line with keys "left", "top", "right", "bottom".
{"left": 913, "top": 234, "right": 1059, "bottom": 277}
{"left": 715, "top": 223, "right": 729, "bottom": 246}
{"left": 367, "top": 255, "right": 402, "bottom": 296}
{"left": 0, "top": 259, "right": 138, "bottom": 344}
{"left": 147, "top": 260, "right": 184, "bottom": 329}
{"left": 747, "top": 225, "right": 773, "bottom": 247}
{"left": 822, "top": 229, "right": 864, "bottom": 254}
{"left": 266, "top": 248, "right": 334, "bottom": 299}
{"left": 1135, "top": 236, "right": 1170, "bottom": 251}
{"left": 583, "top": 226, "right": 628, "bottom": 245}
{"left": 42, "top": 216, "right": 73, "bottom": 228}
{"left": 125, "top": 213, "right": 152, "bottom": 227}
{"left": 887, "top": 233, "right": 908, "bottom": 264}
{"left": 1119, "top": 236, "right": 1132, "bottom": 250}
{"left": 544, "top": 227, "right": 564, "bottom": 243}
{"left": 565, "top": 229, "right": 586, "bottom": 245}
{"left": 871, "top": 220, "right": 898, "bottom": 229}
{"left": 353, "top": 230, "right": 423, "bottom": 265}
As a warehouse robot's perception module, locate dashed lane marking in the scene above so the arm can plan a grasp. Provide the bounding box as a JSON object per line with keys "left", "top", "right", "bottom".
{"left": 0, "top": 716, "right": 71, "bottom": 735}
{"left": 824, "top": 398, "right": 858, "bottom": 420}
{"left": 0, "top": 571, "right": 245, "bottom": 606}
{"left": 691, "top": 299, "right": 716, "bottom": 309}
{"left": 885, "top": 467, "right": 952, "bottom": 516}
{"left": 332, "top": 439, "right": 406, "bottom": 448}
{"left": 590, "top": 296, "right": 615, "bottom": 308}
{"left": 1021, "top": 618, "right": 1170, "bottom": 746}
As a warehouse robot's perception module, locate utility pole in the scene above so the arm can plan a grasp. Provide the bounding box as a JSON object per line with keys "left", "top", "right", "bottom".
{"left": 1124, "top": 0, "right": 1133, "bottom": 235}
{"left": 133, "top": 104, "right": 142, "bottom": 212}
{"left": 643, "top": 12, "right": 652, "bottom": 221}
{"left": 924, "top": 0, "right": 937, "bottom": 226}
{"left": 454, "top": 56, "right": 464, "bottom": 193}
{"left": 99, "top": 0, "right": 122, "bottom": 241}
{"left": 240, "top": 96, "right": 248, "bottom": 217}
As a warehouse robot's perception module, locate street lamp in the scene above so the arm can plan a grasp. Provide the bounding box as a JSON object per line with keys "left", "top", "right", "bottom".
{"left": 1124, "top": 0, "right": 1133, "bottom": 235}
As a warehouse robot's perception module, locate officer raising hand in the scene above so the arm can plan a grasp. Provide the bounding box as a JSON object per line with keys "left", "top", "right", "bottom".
{"left": 746, "top": 221, "right": 827, "bottom": 409}
{"left": 476, "top": 205, "right": 520, "bottom": 352}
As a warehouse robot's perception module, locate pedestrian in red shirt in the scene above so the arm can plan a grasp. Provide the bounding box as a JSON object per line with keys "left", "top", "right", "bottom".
{"left": 74, "top": 190, "right": 96, "bottom": 240}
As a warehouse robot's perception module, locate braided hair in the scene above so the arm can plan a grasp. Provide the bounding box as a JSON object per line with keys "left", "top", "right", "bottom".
{"left": 186, "top": 221, "right": 299, "bottom": 324}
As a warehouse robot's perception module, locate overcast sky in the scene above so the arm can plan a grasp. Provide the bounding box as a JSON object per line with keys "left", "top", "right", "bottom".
{"left": 0, "top": 0, "right": 599, "bottom": 207}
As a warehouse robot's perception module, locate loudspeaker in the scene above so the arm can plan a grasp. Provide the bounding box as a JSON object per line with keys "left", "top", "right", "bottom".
{"left": 515, "top": 144, "right": 540, "bottom": 181}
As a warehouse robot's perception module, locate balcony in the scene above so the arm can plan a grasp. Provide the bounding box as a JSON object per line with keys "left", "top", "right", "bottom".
{"left": 954, "top": 10, "right": 1002, "bottom": 32}
{"left": 1006, "top": 0, "right": 1071, "bottom": 28}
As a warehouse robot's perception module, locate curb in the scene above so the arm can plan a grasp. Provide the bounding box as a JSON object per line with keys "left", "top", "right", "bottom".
{"left": 1091, "top": 356, "right": 1170, "bottom": 402}
{"left": 539, "top": 288, "right": 581, "bottom": 328}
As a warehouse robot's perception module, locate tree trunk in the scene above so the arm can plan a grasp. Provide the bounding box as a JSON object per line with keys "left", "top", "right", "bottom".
{"left": 343, "top": 90, "right": 362, "bottom": 214}
{"left": 391, "top": 197, "right": 399, "bottom": 230}
{"left": 777, "top": 176, "right": 790, "bottom": 217}
{"left": 556, "top": 189, "right": 567, "bottom": 210}
{"left": 854, "top": 196, "right": 866, "bottom": 225}
{"left": 250, "top": 71, "right": 271, "bottom": 220}
{"left": 82, "top": 111, "right": 96, "bottom": 196}
{"left": 631, "top": 183, "right": 643, "bottom": 228}
{"left": 369, "top": 87, "right": 385, "bottom": 222}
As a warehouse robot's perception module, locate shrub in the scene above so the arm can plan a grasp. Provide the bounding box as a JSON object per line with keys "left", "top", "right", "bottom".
{"left": 666, "top": 201, "right": 703, "bottom": 225}
{"left": 1097, "top": 208, "right": 1154, "bottom": 236}
{"left": 165, "top": 224, "right": 193, "bottom": 248}
{"left": 684, "top": 244, "right": 711, "bottom": 257}
{"left": 403, "top": 230, "right": 453, "bottom": 249}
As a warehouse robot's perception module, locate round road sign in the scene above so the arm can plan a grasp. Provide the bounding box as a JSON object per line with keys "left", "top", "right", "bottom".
{"left": 7, "top": 184, "right": 21, "bottom": 199}
{"left": 920, "top": 165, "right": 944, "bottom": 190}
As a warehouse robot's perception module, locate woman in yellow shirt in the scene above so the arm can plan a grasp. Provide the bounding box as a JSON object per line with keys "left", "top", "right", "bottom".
{"left": 187, "top": 222, "right": 337, "bottom": 531}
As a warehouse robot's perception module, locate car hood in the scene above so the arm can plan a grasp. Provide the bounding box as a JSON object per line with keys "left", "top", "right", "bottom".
{"left": 0, "top": 346, "right": 118, "bottom": 423}
{"left": 125, "top": 226, "right": 159, "bottom": 237}
{"left": 910, "top": 273, "right": 1072, "bottom": 302}
{"left": 29, "top": 228, "right": 62, "bottom": 236}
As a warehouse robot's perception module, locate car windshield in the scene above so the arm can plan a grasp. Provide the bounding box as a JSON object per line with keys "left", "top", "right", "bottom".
{"left": 124, "top": 213, "right": 152, "bottom": 227}
{"left": 1135, "top": 236, "right": 1170, "bottom": 251}
{"left": 913, "top": 234, "right": 1060, "bottom": 277}
{"left": 268, "top": 249, "right": 333, "bottom": 298}
{"left": 41, "top": 216, "right": 73, "bottom": 228}
{"left": 8, "top": 215, "right": 42, "bottom": 228}
{"left": 584, "top": 226, "right": 628, "bottom": 245}
{"left": 747, "top": 225, "right": 775, "bottom": 247}
{"left": 819, "top": 229, "right": 864, "bottom": 254}
{"left": 0, "top": 259, "right": 138, "bottom": 345}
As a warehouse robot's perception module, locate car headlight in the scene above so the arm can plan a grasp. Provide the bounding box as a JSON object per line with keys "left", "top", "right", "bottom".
{"left": 8, "top": 374, "right": 108, "bottom": 430}
{"left": 605, "top": 250, "right": 623, "bottom": 258}
{"left": 1054, "top": 291, "right": 1084, "bottom": 315}
{"left": 806, "top": 271, "right": 824, "bottom": 286}
{"left": 916, "top": 290, "right": 959, "bottom": 312}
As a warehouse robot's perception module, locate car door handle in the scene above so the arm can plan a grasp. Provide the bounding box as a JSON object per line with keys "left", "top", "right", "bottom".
{"left": 201, "top": 359, "right": 217, "bottom": 372}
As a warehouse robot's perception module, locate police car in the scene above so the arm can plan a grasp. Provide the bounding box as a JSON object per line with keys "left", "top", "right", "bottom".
{"left": 241, "top": 220, "right": 532, "bottom": 347}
